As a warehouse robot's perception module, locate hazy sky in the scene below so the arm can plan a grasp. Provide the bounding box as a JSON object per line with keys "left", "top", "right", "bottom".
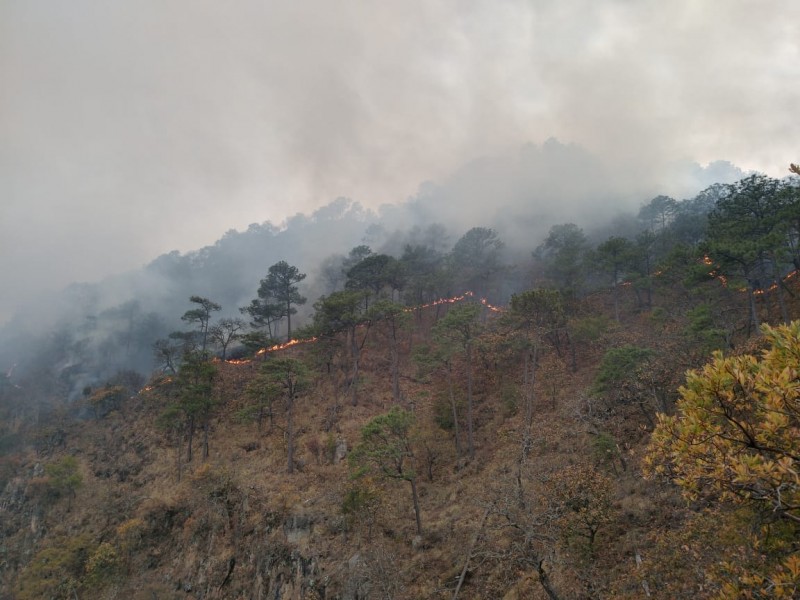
{"left": 2, "top": 0, "right": 799, "bottom": 323}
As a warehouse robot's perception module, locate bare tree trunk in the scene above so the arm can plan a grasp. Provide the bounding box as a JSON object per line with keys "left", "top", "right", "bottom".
{"left": 536, "top": 558, "right": 561, "bottom": 600}
{"left": 410, "top": 477, "right": 423, "bottom": 535}
{"left": 349, "top": 328, "right": 360, "bottom": 406}
{"left": 390, "top": 323, "right": 400, "bottom": 403}
{"left": 176, "top": 427, "right": 183, "bottom": 482}
{"left": 452, "top": 506, "right": 490, "bottom": 600}
{"left": 282, "top": 301, "right": 289, "bottom": 342}
{"left": 523, "top": 346, "right": 538, "bottom": 448}
{"left": 186, "top": 416, "right": 195, "bottom": 463}
{"left": 349, "top": 323, "right": 371, "bottom": 406}
{"left": 466, "top": 342, "right": 475, "bottom": 460}
{"left": 773, "top": 268, "right": 790, "bottom": 324}
{"left": 565, "top": 328, "right": 577, "bottom": 373}
{"left": 447, "top": 364, "right": 461, "bottom": 459}
{"left": 636, "top": 401, "right": 655, "bottom": 429}
{"left": 748, "top": 286, "right": 761, "bottom": 334}
{"left": 202, "top": 421, "right": 209, "bottom": 460}
{"left": 287, "top": 396, "right": 294, "bottom": 474}
{"left": 350, "top": 355, "right": 360, "bottom": 407}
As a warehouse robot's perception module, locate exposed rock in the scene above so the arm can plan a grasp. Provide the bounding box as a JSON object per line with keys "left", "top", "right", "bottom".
{"left": 334, "top": 438, "right": 348, "bottom": 464}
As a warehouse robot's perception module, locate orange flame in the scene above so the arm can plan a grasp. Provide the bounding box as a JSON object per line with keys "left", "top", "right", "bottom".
{"left": 480, "top": 297, "right": 504, "bottom": 313}
{"left": 403, "top": 291, "right": 475, "bottom": 312}
{"left": 255, "top": 336, "right": 319, "bottom": 356}
{"left": 141, "top": 376, "right": 173, "bottom": 393}
{"left": 231, "top": 292, "right": 501, "bottom": 362}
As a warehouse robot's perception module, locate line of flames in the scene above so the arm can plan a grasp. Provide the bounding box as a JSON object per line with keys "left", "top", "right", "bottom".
{"left": 223, "top": 258, "right": 799, "bottom": 366}
{"left": 480, "top": 297, "right": 504, "bottom": 313}
{"left": 619, "top": 255, "right": 795, "bottom": 297}
{"left": 223, "top": 291, "right": 502, "bottom": 364}
{"left": 402, "top": 291, "right": 475, "bottom": 311}
{"left": 400, "top": 291, "right": 504, "bottom": 313}
{"left": 255, "top": 337, "right": 319, "bottom": 356}
{"left": 140, "top": 293, "right": 493, "bottom": 384}
{"left": 702, "top": 255, "right": 798, "bottom": 294}
{"left": 145, "top": 260, "right": 800, "bottom": 377}
{"left": 141, "top": 376, "right": 173, "bottom": 393}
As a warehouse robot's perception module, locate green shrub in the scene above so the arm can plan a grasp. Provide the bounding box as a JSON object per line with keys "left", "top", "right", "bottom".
{"left": 592, "top": 345, "right": 653, "bottom": 396}
{"left": 84, "top": 542, "right": 121, "bottom": 587}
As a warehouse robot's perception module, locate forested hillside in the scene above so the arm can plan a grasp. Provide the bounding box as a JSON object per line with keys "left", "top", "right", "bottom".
{"left": 1, "top": 169, "right": 800, "bottom": 599}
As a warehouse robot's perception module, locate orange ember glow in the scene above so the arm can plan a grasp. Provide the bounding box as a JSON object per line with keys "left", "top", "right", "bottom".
{"left": 700, "top": 256, "right": 798, "bottom": 295}
{"left": 480, "top": 297, "right": 504, "bottom": 313}
{"left": 198, "top": 263, "right": 800, "bottom": 370}
{"left": 141, "top": 377, "right": 173, "bottom": 393}
{"left": 226, "top": 292, "right": 503, "bottom": 363}
{"left": 255, "top": 337, "right": 319, "bottom": 357}
{"left": 404, "top": 291, "right": 475, "bottom": 312}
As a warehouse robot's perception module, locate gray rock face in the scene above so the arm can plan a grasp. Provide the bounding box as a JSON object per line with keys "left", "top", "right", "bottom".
{"left": 334, "top": 439, "right": 348, "bottom": 464}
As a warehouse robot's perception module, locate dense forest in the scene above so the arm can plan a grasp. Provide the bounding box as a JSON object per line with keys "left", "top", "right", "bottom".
{"left": 1, "top": 166, "right": 800, "bottom": 598}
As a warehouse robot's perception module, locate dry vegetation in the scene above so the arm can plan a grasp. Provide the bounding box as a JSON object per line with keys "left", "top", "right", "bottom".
{"left": 2, "top": 275, "right": 799, "bottom": 599}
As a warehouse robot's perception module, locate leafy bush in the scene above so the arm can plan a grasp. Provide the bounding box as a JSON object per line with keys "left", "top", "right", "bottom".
{"left": 84, "top": 542, "right": 121, "bottom": 588}
{"left": 646, "top": 321, "right": 800, "bottom": 597}
{"left": 592, "top": 345, "right": 653, "bottom": 396}
{"left": 14, "top": 535, "right": 93, "bottom": 600}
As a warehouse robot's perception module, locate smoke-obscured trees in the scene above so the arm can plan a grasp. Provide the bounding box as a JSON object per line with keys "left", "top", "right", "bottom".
{"left": 593, "top": 236, "right": 635, "bottom": 322}
{"left": 400, "top": 243, "right": 450, "bottom": 307}
{"left": 255, "top": 261, "right": 307, "bottom": 341}
{"left": 345, "top": 254, "right": 405, "bottom": 308}
{"left": 239, "top": 298, "right": 283, "bottom": 343}
{"left": 534, "top": 223, "right": 589, "bottom": 298}
{"left": 180, "top": 296, "right": 221, "bottom": 355}
{"left": 638, "top": 195, "right": 678, "bottom": 233}
{"left": 208, "top": 318, "right": 245, "bottom": 360}
{"left": 450, "top": 227, "right": 505, "bottom": 299}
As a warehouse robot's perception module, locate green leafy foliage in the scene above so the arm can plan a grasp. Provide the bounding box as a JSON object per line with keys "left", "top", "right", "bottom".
{"left": 312, "top": 289, "right": 368, "bottom": 336}
{"left": 258, "top": 261, "right": 307, "bottom": 340}
{"left": 350, "top": 407, "right": 423, "bottom": 534}
{"left": 646, "top": 321, "right": 800, "bottom": 597}
{"left": 351, "top": 407, "right": 416, "bottom": 482}
{"left": 45, "top": 455, "right": 82, "bottom": 492}
{"left": 346, "top": 254, "right": 404, "bottom": 305}
{"left": 181, "top": 295, "right": 221, "bottom": 354}
{"left": 14, "top": 534, "right": 93, "bottom": 600}
{"left": 685, "top": 303, "right": 728, "bottom": 353}
{"left": 592, "top": 345, "right": 653, "bottom": 396}
{"left": 83, "top": 542, "right": 121, "bottom": 588}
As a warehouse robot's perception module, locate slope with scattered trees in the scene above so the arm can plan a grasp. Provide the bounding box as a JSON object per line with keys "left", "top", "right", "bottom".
{"left": 1, "top": 167, "right": 800, "bottom": 599}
